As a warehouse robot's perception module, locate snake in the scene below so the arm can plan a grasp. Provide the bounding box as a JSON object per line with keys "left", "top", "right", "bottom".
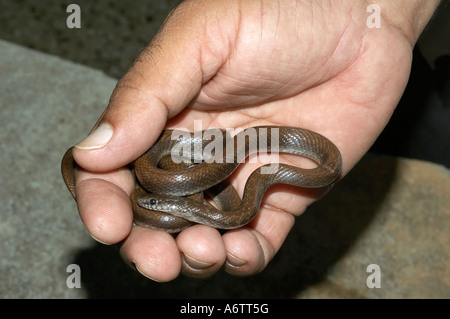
{"left": 61, "top": 126, "right": 342, "bottom": 233}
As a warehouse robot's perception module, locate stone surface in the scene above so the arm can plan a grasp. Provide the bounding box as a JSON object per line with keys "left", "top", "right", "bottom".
{"left": 0, "top": 40, "right": 449, "bottom": 298}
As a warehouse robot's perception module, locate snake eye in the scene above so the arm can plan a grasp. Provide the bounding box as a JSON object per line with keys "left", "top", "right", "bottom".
{"left": 149, "top": 198, "right": 157, "bottom": 206}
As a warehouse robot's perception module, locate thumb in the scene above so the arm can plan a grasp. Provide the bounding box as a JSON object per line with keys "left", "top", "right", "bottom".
{"left": 72, "top": 1, "right": 229, "bottom": 171}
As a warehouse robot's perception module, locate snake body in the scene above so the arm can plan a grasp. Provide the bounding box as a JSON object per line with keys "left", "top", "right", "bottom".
{"left": 61, "top": 126, "right": 342, "bottom": 232}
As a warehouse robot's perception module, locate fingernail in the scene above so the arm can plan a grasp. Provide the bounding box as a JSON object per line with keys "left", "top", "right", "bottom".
{"left": 134, "top": 262, "right": 161, "bottom": 283}
{"left": 90, "top": 233, "right": 111, "bottom": 245}
{"left": 75, "top": 123, "right": 113, "bottom": 150}
{"left": 226, "top": 253, "right": 247, "bottom": 269}
{"left": 181, "top": 253, "right": 214, "bottom": 271}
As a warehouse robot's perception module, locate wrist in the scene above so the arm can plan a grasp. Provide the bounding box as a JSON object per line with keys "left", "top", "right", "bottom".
{"left": 371, "top": 0, "right": 441, "bottom": 44}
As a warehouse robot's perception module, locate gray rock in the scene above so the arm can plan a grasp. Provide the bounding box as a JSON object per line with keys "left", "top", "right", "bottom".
{"left": 0, "top": 40, "right": 116, "bottom": 298}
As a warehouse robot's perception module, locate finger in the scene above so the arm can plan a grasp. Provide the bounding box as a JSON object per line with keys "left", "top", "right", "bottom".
{"left": 120, "top": 226, "right": 181, "bottom": 282}
{"left": 75, "top": 168, "right": 135, "bottom": 244}
{"left": 223, "top": 204, "right": 296, "bottom": 276}
{"left": 176, "top": 225, "right": 227, "bottom": 278}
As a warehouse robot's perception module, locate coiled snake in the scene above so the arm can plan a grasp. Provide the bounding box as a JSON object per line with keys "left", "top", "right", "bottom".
{"left": 61, "top": 126, "right": 342, "bottom": 233}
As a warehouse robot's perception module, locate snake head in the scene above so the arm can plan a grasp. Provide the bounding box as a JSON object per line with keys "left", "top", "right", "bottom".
{"left": 137, "top": 195, "right": 179, "bottom": 214}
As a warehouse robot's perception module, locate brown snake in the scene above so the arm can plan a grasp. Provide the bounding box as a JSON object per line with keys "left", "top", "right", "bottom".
{"left": 61, "top": 126, "right": 342, "bottom": 233}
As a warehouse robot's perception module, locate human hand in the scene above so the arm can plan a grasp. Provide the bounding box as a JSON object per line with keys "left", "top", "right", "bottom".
{"left": 69, "top": 0, "right": 439, "bottom": 281}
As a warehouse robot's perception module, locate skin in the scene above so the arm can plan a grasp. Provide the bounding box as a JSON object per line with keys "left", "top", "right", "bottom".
{"left": 70, "top": 0, "right": 440, "bottom": 281}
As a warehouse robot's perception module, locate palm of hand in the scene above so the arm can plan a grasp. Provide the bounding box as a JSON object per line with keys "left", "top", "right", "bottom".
{"left": 165, "top": 0, "right": 412, "bottom": 221}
